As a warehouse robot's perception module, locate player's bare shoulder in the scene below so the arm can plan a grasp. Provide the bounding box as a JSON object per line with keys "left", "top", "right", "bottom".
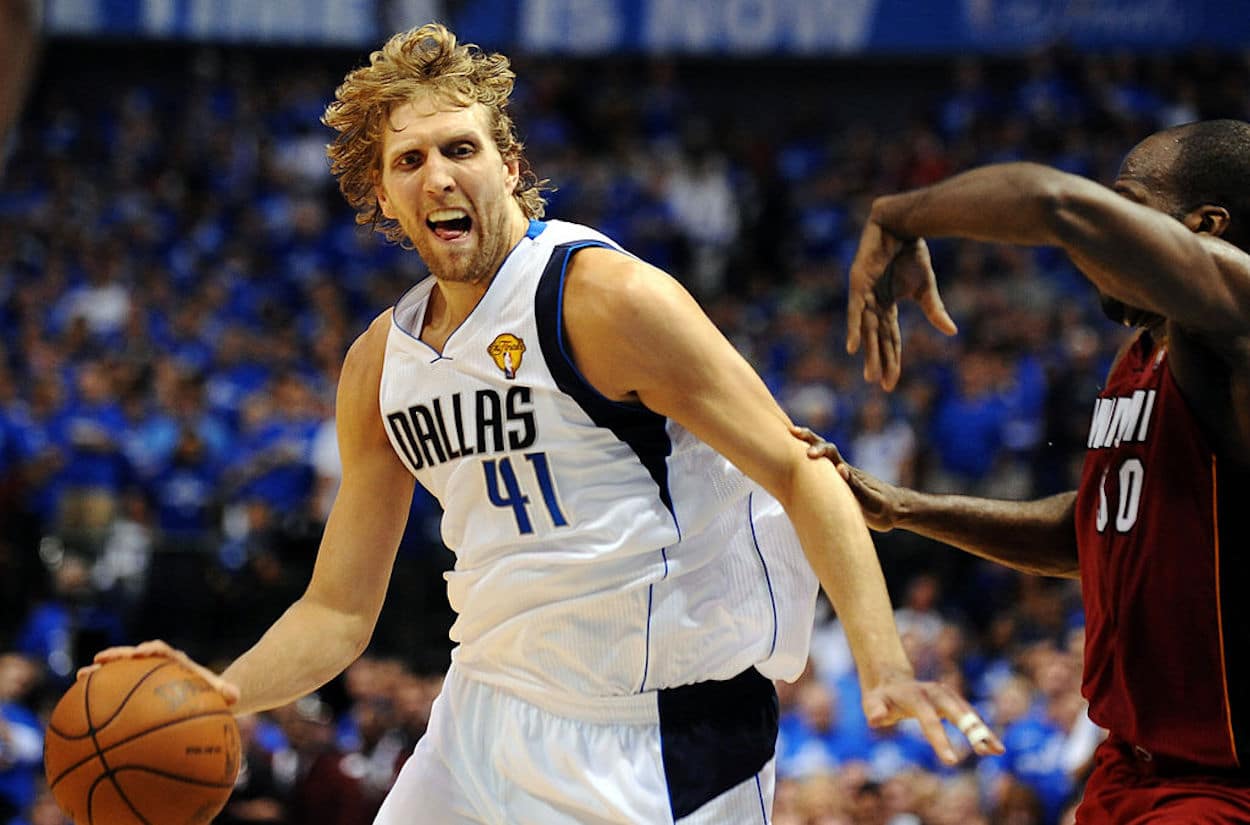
{"left": 563, "top": 246, "right": 689, "bottom": 329}
{"left": 340, "top": 310, "right": 394, "bottom": 392}
{"left": 564, "top": 246, "right": 648, "bottom": 300}
{"left": 334, "top": 310, "right": 395, "bottom": 451}
{"left": 561, "top": 246, "right": 696, "bottom": 404}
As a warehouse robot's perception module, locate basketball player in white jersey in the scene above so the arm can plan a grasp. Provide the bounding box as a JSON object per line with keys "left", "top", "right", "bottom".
{"left": 87, "top": 24, "right": 1001, "bottom": 823}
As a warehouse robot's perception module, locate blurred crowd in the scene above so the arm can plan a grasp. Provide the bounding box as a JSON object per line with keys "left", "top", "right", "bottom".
{"left": 2, "top": 37, "right": 1250, "bottom": 825}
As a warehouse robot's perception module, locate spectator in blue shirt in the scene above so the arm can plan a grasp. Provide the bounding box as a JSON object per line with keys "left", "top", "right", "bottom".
{"left": 778, "top": 677, "right": 871, "bottom": 779}
{"left": 0, "top": 654, "right": 42, "bottom": 824}
{"left": 52, "top": 361, "right": 131, "bottom": 534}
{"left": 928, "top": 350, "right": 1009, "bottom": 493}
{"left": 204, "top": 326, "right": 272, "bottom": 431}
{"left": 117, "top": 388, "right": 178, "bottom": 484}
{"left": 225, "top": 375, "right": 318, "bottom": 518}
{"left": 149, "top": 428, "right": 221, "bottom": 548}
{"left": 6, "top": 376, "right": 68, "bottom": 528}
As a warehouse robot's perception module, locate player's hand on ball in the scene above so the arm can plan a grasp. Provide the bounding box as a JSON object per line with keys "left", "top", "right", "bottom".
{"left": 79, "top": 640, "right": 240, "bottom": 707}
{"left": 863, "top": 675, "right": 1003, "bottom": 765}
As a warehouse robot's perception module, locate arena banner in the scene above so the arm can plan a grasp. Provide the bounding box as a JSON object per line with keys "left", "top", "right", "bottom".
{"left": 451, "top": 0, "right": 1250, "bottom": 54}
{"left": 43, "top": 0, "right": 442, "bottom": 45}
{"left": 39, "top": 0, "right": 1250, "bottom": 51}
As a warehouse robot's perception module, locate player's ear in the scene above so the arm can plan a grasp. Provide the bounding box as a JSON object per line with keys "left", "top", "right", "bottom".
{"left": 373, "top": 170, "right": 396, "bottom": 220}
{"left": 1183, "top": 204, "right": 1230, "bottom": 237}
{"left": 504, "top": 155, "right": 520, "bottom": 195}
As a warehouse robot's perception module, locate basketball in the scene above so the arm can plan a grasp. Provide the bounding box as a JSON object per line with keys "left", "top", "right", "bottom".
{"left": 43, "top": 657, "right": 240, "bottom": 825}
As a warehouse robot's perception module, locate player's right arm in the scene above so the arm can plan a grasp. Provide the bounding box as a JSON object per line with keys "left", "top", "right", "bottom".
{"left": 563, "top": 248, "right": 1003, "bottom": 763}
{"left": 88, "top": 312, "right": 416, "bottom": 714}
{"left": 793, "top": 427, "right": 1079, "bottom": 578}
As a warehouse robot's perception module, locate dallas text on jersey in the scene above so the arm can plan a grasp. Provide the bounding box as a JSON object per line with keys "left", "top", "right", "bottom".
{"left": 385, "top": 386, "right": 538, "bottom": 471}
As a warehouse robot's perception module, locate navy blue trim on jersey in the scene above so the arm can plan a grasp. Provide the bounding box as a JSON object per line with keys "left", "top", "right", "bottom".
{"left": 390, "top": 276, "right": 435, "bottom": 340}
{"left": 1216, "top": 457, "right": 1250, "bottom": 767}
{"left": 754, "top": 775, "right": 768, "bottom": 823}
{"left": 658, "top": 668, "right": 778, "bottom": 820}
{"left": 640, "top": 584, "right": 656, "bottom": 692}
{"left": 747, "top": 493, "right": 779, "bottom": 659}
{"left": 534, "top": 241, "right": 676, "bottom": 516}
{"left": 639, "top": 546, "right": 673, "bottom": 693}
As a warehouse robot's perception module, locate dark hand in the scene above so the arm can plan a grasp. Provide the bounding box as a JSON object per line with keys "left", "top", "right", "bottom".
{"left": 846, "top": 220, "right": 956, "bottom": 391}
{"left": 863, "top": 674, "right": 1005, "bottom": 765}
{"left": 790, "top": 426, "right": 904, "bottom": 532}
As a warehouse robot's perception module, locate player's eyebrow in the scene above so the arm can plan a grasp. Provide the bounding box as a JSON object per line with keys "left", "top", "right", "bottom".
{"left": 1112, "top": 181, "right": 1145, "bottom": 203}
{"left": 385, "top": 131, "right": 480, "bottom": 162}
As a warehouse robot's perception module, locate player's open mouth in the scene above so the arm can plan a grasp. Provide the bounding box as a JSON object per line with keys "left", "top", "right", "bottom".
{"left": 427, "top": 208, "right": 472, "bottom": 241}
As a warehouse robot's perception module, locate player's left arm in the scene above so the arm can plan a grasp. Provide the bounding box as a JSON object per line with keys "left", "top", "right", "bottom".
{"left": 562, "top": 248, "right": 1002, "bottom": 763}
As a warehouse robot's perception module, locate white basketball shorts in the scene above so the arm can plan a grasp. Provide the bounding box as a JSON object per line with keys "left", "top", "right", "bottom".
{"left": 373, "top": 664, "right": 778, "bottom": 824}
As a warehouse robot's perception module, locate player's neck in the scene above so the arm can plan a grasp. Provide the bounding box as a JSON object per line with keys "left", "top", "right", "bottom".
{"left": 421, "top": 282, "right": 483, "bottom": 352}
{"left": 422, "top": 211, "right": 530, "bottom": 348}
{"left": 434, "top": 278, "right": 490, "bottom": 319}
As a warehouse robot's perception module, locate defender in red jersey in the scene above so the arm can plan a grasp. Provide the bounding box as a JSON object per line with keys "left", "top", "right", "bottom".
{"left": 797, "top": 119, "right": 1250, "bottom": 822}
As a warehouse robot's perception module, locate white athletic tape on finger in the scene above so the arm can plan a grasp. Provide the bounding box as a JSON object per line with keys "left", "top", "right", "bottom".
{"left": 956, "top": 712, "right": 993, "bottom": 746}
{"left": 956, "top": 712, "right": 981, "bottom": 734}
{"left": 968, "top": 725, "right": 994, "bottom": 744}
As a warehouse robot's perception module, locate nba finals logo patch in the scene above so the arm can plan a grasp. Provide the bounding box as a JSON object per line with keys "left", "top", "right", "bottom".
{"left": 488, "top": 333, "right": 526, "bottom": 379}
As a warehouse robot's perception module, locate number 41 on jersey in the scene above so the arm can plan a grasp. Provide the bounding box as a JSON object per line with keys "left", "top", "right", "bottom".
{"left": 484, "top": 452, "right": 568, "bottom": 534}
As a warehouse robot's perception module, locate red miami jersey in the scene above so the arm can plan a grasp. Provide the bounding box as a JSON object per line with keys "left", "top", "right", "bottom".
{"left": 1075, "top": 330, "right": 1250, "bottom": 769}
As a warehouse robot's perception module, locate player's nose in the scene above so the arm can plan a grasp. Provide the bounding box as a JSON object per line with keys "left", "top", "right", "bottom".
{"left": 422, "top": 152, "right": 456, "bottom": 194}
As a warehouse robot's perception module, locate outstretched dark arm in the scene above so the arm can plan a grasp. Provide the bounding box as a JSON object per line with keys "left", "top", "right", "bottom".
{"left": 869, "top": 162, "right": 1250, "bottom": 335}
{"left": 793, "top": 428, "right": 1079, "bottom": 579}
{"left": 889, "top": 489, "right": 1079, "bottom": 579}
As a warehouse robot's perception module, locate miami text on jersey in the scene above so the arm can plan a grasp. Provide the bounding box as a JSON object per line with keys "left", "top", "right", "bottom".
{"left": 1086, "top": 389, "right": 1157, "bottom": 449}
{"left": 385, "top": 386, "right": 537, "bottom": 471}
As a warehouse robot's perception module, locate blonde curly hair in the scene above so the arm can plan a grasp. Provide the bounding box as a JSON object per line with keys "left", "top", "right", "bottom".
{"left": 323, "top": 23, "right": 548, "bottom": 245}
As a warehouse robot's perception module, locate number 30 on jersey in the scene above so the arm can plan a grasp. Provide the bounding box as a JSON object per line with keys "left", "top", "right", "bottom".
{"left": 1096, "top": 458, "right": 1144, "bottom": 533}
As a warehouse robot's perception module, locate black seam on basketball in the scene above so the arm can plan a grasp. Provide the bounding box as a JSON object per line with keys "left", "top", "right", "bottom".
{"left": 90, "top": 715, "right": 151, "bottom": 825}
{"left": 106, "top": 765, "right": 237, "bottom": 788}
{"left": 48, "top": 711, "right": 236, "bottom": 789}
{"left": 83, "top": 756, "right": 154, "bottom": 825}
{"left": 44, "top": 674, "right": 102, "bottom": 791}
{"left": 86, "top": 767, "right": 110, "bottom": 825}
{"left": 51, "top": 660, "right": 177, "bottom": 741}
{"left": 100, "top": 761, "right": 154, "bottom": 825}
{"left": 95, "top": 660, "right": 179, "bottom": 732}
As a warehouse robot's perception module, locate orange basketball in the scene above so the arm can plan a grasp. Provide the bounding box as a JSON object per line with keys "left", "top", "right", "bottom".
{"left": 43, "top": 657, "right": 240, "bottom": 825}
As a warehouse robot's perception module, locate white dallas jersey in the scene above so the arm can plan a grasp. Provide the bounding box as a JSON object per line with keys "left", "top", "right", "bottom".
{"left": 380, "top": 220, "right": 818, "bottom": 715}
